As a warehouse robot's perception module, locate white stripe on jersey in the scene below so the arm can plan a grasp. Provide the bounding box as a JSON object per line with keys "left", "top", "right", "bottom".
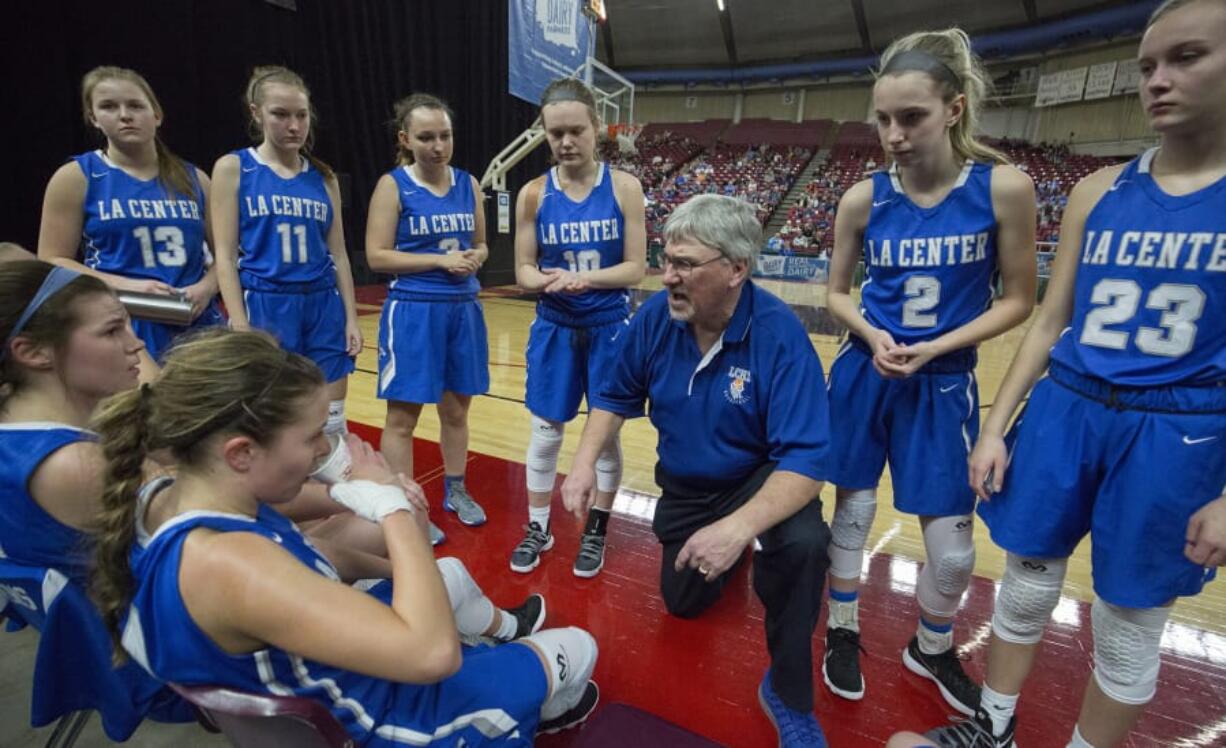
{"left": 379, "top": 300, "right": 399, "bottom": 394}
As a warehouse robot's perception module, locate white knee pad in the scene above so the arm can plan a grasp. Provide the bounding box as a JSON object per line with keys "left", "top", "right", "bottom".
{"left": 916, "top": 515, "right": 976, "bottom": 619}
{"left": 435, "top": 557, "right": 495, "bottom": 638}
{"left": 991, "top": 554, "right": 1068, "bottom": 645}
{"left": 522, "top": 627, "right": 598, "bottom": 720}
{"left": 828, "top": 489, "right": 876, "bottom": 581}
{"left": 594, "top": 438, "right": 622, "bottom": 494}
{"left": 1091, "top": 599, "right": 1169, "bottom": 705}
{"left": 325, "top": 399, "right": 348, "bottom": 436}
{"left": 525, "top": 416, "right": 564, "bottom": 493}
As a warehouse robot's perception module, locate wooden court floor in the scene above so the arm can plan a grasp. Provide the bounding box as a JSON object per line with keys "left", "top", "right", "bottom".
{"left": 348, "top": 277, "right": 1226, "bottom": 638}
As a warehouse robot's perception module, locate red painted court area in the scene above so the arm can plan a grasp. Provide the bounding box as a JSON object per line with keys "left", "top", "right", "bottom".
{"left": 347, "top": 423, "right": 1226, "bottom": 747}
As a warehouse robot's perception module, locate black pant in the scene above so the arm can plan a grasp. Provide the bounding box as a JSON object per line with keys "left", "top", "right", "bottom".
{"left": 652, "top": 462, "right": 831, "bottom": 712}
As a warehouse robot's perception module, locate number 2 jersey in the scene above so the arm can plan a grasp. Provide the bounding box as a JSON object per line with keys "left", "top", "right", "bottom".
{"left": 234, "top": 147, "right": 336, "bottom": 288}
{"left": 388, "top": 165, "right": 478, "bottom": 298}
{"left": 1050, "top": 148, "right": 1226, "bottom": 387}
{"left": 75, "top": 150, "right": 209, "bottom": 288}
{"left": 860, "top": 161, "right": 999, "bottom": 349}
{"left": 534, "top": 162, "right": 628, "bottom": 326}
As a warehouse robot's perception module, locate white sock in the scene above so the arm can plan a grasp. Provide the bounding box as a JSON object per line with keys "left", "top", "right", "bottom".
{"left": 1067, "top": 724, "right": 1094, "bottom": 748}
{"left": 917, "top": 619, "right": 954, "bottom": 655}
{"left": 493, "top": 609, "right": 518, "bottom": 641}
{"left": 981, "top": 684, "right": 1019, "bottom": 737}
{"left": 529, "top": 504, "right": 551, "bottom": 532}
{"left": 827, "top": 598, "right": 860, "bottom": 632}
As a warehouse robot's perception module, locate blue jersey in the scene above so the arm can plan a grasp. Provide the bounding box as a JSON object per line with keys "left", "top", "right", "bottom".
{"left": 1050, "top": 149, "right": 1226, "bottom": 386}
{"left": 0, "top": 423, "right": 94, "bottom": 583}
{"left": 861, "top": 162, "right": 999, "bottom": 347}
{"left": 127, "top": 504, "right": 546, "bottom": 746}
{"left": 235, "top": 148, "right": 336, "bottom": 288}
{"left": 534, "top": 163, "right": 628, "bottom": 326}
{"left": 75, "top": 150, "right": 209, "bottom": 288}
{"left": 389, "top": 166, "right": 479, "bottom": 298}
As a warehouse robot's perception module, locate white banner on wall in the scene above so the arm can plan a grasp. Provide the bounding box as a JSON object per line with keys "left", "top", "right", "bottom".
{"left": 1112, "top": 59, "right": 1142, "bottom": 96}
{"left": 1035, "top": 67, "right": 1090, "bottom": 107}
{"left": 1084, "top": 62, "right": 1117, "bottom": 100}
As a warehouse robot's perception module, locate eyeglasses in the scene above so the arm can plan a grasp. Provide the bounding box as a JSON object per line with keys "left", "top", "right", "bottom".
{"left": 661, "top": 253, "right": 726, "bottom": 277}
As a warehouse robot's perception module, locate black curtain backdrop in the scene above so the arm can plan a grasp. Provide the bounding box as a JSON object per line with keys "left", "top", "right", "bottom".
{"left": 1, "top": 0, "right": 549, "bottom": 284}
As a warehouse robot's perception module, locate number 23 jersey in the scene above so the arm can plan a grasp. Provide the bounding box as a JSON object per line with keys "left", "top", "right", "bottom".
{"left": 1050, "top": 148, "right": 1226, "bottom": 387}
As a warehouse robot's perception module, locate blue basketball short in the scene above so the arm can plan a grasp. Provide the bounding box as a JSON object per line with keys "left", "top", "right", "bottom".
{"left": 133, "top": 299, "right": 226, "bottom": 363}
{"left": 826, "top": 339, "right": 979, "bottom": 516}
{"left": 525, "top": 315, "right": 630, "bottom": 423}
{"left": 978, "top": 362, "right": 1226, "bottom": 608}
{"left": 243, "top": 284, "right": 354, "bottom": 383}
{"left": 377, "top": 294, "right": 489, "bottom": 404}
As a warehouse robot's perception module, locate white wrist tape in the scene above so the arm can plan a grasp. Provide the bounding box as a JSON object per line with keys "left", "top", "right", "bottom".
{"left": 328, "top": 480, "right": 412, "bottom": 523}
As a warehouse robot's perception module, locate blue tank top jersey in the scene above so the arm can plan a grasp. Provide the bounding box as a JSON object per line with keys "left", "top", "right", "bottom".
{"left": 1050, "top": 149, "right": 1226, "bottom": 386}
{"left": 860, "top": 161, "right": 999, "bottom": 347}
{"left": 389, "top": 165, "right": 479, "bottom": 298}
{"left": 534, "top": 163, "right": 629, "bottom": 326}
{"left": 125, "top": 506, "right": 542, "bottom": 746}
{"left": 74, "top": 150, "right": 209, "bottom": 288}
{"left": 0, "top": 423, "right": 94, "bottom": 582}
{"left": 235, "top": 148, "right": 336, "bottom": 288}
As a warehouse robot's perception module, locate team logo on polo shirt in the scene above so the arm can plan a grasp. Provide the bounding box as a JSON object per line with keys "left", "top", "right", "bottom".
{"left": 725, "top": 366, "right": 752, "bottom": 405}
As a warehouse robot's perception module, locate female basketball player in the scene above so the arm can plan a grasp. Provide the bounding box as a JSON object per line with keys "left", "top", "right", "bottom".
{"left": 366, "top": 94, "right": 488, "bottom": 544}
{"left": 510, "top": 78, "right": 646, "bottom": 579}
{"left": 926, "top": 2, "right": 1226, "bottom": 745}
{"left": 824, "top": 29, "right": 1038, "bottom": 714}
{"left": 91, "top": 329, "right": 600, "bottom": 745}
{"left": 0, "top": 261, "right": 141, "bottom": 582}
{"left": 38, "top": 66, "right": 222, "bottom": 374}
{"left": 211, "top": 66, "right": 361, "bottom": 439}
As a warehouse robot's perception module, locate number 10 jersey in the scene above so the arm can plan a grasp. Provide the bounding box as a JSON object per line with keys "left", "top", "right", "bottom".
{"left": 1050, "top": 148, "right": 1226, "bottom": 387}
{"left": 534, "top": 162, "right": 628, "bottom": 326}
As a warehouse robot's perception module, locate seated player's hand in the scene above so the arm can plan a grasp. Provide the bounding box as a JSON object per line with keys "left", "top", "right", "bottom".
{"left": 395, "top": 473, "right": 433, "bottom": 538}
{"left": 674, "top": 515, "right": 754, "bottom": 581}
{"left": 345, "top": 436, "right": 398, "bottom": 485}
{"left": 969, "top": 433, "right": 1008, "bottom": 501}
{"left": 329, "top": 480, "right": 412, "bottom": 524}
{"left": 561, "top": 464, "right": 598, "bottom": 520}
{"left": 1186, "top": 495, "right": 1226, "bottom": 567}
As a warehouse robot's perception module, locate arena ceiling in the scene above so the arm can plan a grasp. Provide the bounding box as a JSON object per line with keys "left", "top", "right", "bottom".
{"left": 596, "top": 0, "right": 1138, "bottom": 71}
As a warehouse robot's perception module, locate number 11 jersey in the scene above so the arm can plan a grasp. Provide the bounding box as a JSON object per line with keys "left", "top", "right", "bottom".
{"left": 1050, "top": 148, "right": 1226, "bottom": 387}
{"left": 235, "top": 147, "right": 335, "bottom": 287}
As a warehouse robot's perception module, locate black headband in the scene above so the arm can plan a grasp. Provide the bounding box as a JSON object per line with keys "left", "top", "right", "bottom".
{"left": 880, "top": 49, "right": 962, "bottom": 93}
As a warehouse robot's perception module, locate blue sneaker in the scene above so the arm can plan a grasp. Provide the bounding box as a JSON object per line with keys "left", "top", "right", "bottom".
{"left": 758, "top": 673, "right": 827, "bottom": 747}
{"left": 442, "top": 482, "right": 486, "bottom": 527}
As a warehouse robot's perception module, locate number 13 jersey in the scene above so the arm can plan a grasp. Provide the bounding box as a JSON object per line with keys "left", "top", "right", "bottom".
{"left": 1050, "top": 148, "right": 1226, "bottom": 386}
{"left": 235, "top": 147, "right": 335, "bottom": 286}
{"left": 535, "top": 162, "right": 628, "bottom": 325}
{"left": 860, "top": 161, "right": 999, "bottom": 348}
{"left": 75, "top": 149, "right": 208, "bottom": 288}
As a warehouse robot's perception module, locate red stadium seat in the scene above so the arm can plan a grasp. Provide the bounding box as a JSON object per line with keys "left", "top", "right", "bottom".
{"left": 169, "top": 683, "right": 354, "bottom": 748}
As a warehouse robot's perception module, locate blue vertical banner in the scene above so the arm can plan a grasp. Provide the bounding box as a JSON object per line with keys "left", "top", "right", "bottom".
{"left": 509, "top": 0, "right": 592, "bottom": 106}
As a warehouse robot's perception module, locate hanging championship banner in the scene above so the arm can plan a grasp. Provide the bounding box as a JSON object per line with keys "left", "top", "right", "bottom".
{"left": 1084, "top": 62, "right": 1118, "bottom": 100}
{"left": 509, "top": 0, "right": 593, "bottom": 106}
